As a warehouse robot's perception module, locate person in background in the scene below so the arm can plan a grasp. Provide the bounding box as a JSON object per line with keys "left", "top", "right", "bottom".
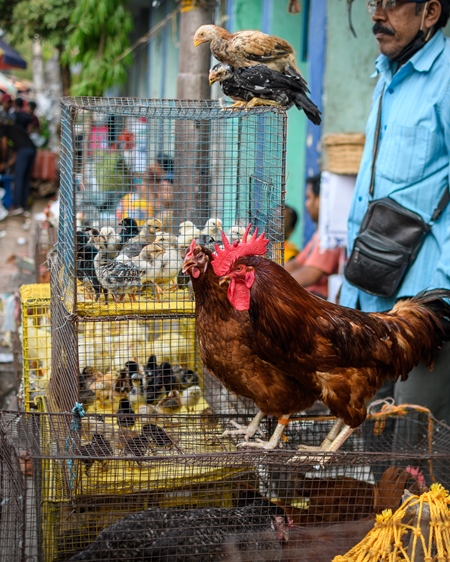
{"left": 285, "top": 174, "right": 341, "bottom": 299}
{"left": 283, "top": 205, "right": 299, "bottom": 263}
{"left": 11, "top": 97, "right": 32, "bottom": 131}
{"left": 26, "top": 101, "right": 41, "bottom": 134}
{"left": 116, "top": 163, "right": 164, "bottom": 226}
{"left": 340, "top": 0, "right": 450, "bottom": 423}
{"left": 0, "top": 93, "right": 13, "bottom": 121}
{"left": 0, "top": 113, "right": 36, "bottom": 216}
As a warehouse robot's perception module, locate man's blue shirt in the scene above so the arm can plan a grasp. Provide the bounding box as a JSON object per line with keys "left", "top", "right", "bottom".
{"left": 340, "top": 30, "right": 450, "bottom": 312}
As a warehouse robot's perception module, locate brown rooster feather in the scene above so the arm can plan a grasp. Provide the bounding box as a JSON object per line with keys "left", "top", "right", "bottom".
{"left": 183, "top": 226, "right": 450, "bottom": 455}
{"left": 193, "top": 24, "right": 301, "bottom": 77}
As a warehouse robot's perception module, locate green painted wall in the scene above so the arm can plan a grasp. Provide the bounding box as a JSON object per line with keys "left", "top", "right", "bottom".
{"left": 229, "top": 0, "right": 309, "bottom": 248}
{"left": 324, "top": 1, "right": 378, "bottom": 136}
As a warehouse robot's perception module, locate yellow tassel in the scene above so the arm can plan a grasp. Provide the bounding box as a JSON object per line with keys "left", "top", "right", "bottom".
{"left": 333, "top": 483, "right": 450, "bottom": 562}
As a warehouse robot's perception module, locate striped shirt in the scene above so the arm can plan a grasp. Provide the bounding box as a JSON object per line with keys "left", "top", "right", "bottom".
{"left": 340, "top": 30, "right": 450, "bottom": 312}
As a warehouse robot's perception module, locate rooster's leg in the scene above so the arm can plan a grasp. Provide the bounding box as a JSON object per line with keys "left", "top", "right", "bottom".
{"left": 222, "top": 410, "right": 266, "bottom": 440}
{"left": 288, "top": 421, "right": 355, "bottom": 465}
{"left": 296, "top": 418, "right": 345, "bottom": 452}
{"left": 238, "top": 415, "right": 291, "bottom": 450}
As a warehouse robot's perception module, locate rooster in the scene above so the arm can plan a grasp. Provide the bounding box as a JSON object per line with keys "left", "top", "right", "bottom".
{"left": 182, "top": 225, "right": 450, "bottom": 457}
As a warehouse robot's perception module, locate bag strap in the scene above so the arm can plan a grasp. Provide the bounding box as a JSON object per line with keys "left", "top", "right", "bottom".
{"left": 369, "top": 84, "right": 385, "bottom": 197}
{"left": 430, "top": 188, "right": 450, "bottom": 223}
{"left": 369, "top": 83, "right": 450, "bottom": 224}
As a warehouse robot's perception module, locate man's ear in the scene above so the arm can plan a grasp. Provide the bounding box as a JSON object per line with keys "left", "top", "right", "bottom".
{"left": 424, "top": 0, "right": 442, "bottom": 31}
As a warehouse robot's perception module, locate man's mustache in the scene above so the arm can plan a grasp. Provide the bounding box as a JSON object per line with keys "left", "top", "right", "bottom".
{"left": 372, "top": 22, "right": 395, "bottom": 35}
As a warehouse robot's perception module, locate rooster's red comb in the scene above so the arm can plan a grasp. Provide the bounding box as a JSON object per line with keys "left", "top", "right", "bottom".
{"left": 211, "top": 224, "right": 269, "bottom": 276}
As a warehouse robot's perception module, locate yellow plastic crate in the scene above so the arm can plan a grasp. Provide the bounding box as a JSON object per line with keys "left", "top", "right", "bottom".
{"left": 20, "top": 284, "right": 52, "bottom": 411}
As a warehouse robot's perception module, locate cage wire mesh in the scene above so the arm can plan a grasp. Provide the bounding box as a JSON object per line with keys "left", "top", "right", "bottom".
{"left": 2, "top": 408, "right": 450, "bottom": 562}
{"left": 20, "top": 284, "right": 52, "bottom": 412}
{"left": 58, "top": 97, "right": 286, "bottom": 317}
{"left": 33, "top": 218, "right": 58, "bottom": 284}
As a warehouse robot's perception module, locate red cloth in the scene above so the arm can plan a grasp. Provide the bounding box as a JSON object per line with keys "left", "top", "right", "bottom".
{"left": 294, "top": 231, "right": 341, "bottom": 298}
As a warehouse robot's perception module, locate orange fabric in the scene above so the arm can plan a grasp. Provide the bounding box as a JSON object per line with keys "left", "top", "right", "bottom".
{"left": 294, "top": 231, "right": 341, "bottom": 298}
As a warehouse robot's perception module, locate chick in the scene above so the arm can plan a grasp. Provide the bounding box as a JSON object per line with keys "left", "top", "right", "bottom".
{"left": 201, "top": 217, "right": 223, "bottom": 241}
{"left": 116, "top": 398, "right": 136, "bottom": 429}
{"left": 93, "top": 236, "right": 142, "bottom": 302}
{"left": 77, "top": 434, "right": 113, "bottom": 474}
{"left": 227, "top": 224, "right": 246, "bottom": 243}
{"left": 141, "top": 423, "right": 174, "bottom": 448}
{"left": 118, "top": 218, "right": 163, "bottom": 260}
{"left": 157, "top": 390, "right": 182, "bottom": 413}
{"left": 99, "top": 226, "right": 122, "bottom": 254}
{"left": 181, "top": 385, "right": 203, "bottom": 413}
{"left": 177, "top": 221, "right": 201, "bottom": 249}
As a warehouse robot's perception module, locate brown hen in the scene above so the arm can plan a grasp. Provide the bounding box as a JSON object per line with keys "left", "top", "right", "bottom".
{"left": 193, "top": 24, "right": 301, "bottom": 77}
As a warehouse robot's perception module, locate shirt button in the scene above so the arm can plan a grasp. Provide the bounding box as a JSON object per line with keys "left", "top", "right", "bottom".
{"left": 388, "top": 88, "right": 394, "bottom": 94}
{"left": 358, "top": 196, "right": 362, "bottom": 201}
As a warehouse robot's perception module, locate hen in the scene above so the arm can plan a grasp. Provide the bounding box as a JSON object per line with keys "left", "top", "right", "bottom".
{"left": 209, "top": 62, "right": 321, "bottom": 123}
{"left": 68, "top": 498, "right": 288, "bottom": 561}
{"left": 183, "top": 226, "right": 450, "bottom": 456}
{"left": 194, "top": 24, "right": 300, "bottom": 77}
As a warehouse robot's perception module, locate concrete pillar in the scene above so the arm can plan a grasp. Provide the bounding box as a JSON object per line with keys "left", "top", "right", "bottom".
{"left": 176, "top": 2, "right": 214, "bottom": 100}
{"left": 174, "top": 2, "right": 215, "bottom": 226}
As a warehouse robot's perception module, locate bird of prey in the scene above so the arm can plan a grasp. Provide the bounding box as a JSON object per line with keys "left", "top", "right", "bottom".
{"left": 209, "top": 62, "right": 322, "bottom": 124}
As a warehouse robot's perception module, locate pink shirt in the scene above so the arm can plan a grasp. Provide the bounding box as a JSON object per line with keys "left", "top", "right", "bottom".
{"left": 294, "top": 232, "right": 341, "bottom": 298}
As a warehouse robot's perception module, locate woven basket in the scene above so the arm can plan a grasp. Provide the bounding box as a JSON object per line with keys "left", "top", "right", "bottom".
{"left": 323, "top": 132, "right": 366, "bottom": 175}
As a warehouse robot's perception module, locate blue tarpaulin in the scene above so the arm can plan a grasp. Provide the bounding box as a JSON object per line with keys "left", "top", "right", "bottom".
{"left": 0, "top": 39, "right": 27, "bottom": 70}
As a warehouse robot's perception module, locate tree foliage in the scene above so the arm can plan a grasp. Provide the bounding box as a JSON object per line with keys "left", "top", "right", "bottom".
{"left": 0, "top": 0, "right": 134, "bottom": 97}
{"left": 64, "top": 0, "right": 133, "bottom": 96}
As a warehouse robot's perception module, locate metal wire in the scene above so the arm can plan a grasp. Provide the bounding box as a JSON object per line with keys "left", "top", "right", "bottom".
{"left": 2, "top": 409, "right": 450, "bottom": 561}
{"left": 58, "top": 97, "right": 286, "bottom": 317}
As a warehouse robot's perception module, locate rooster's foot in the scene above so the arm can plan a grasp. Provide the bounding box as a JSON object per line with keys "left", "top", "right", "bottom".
{"left": 237, "top": 438, "right": 282, "bottom": 451}
{"left": 222, "top": 419, "right": 265, "bottom": 440}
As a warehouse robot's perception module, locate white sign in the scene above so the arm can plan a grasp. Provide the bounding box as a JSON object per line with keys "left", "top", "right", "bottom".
{"left": 318, "top": 171, "right": 356, "bottom": 250}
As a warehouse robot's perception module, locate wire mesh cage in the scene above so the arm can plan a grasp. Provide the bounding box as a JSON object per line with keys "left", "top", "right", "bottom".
{"left": 20, "top": 284, "right": 52, "bottom": 412}
{"left": 33, "top": 218, "right": 58, "bottom": 284}
{"left": 2, "top": 408, "right": 450, "bottom": 562}
{"left": 0, "top": 414, "right": 26, "bottom": 562}
{"left": 48, "top": 278, "right": 202, "bottom": 415}
{"left": 58, "top": 97, "right": 286, "bottom": 318}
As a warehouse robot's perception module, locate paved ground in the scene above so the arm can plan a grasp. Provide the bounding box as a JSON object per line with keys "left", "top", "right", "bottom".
{"left": 0, "top": 192, "right": 53, "bottom": 409}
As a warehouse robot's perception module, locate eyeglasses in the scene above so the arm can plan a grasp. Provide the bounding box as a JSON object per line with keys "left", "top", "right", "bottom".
{"left": 366, "top": 0, "right": 415, "bottom": 14}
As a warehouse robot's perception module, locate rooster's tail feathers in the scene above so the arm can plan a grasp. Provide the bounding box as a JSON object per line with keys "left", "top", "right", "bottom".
{"left": 413, "top": 288, "right": 450, "bottom": 342}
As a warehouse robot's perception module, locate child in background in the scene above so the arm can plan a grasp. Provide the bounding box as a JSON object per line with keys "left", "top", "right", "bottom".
{"left": 116, "top": 163, "right": 164, "bottom": 226}
{"left": 285, "top": 174, "right": 340, "bottom": 299}
{"left": 284, "top": 205, "right": 299, "bottom": 263}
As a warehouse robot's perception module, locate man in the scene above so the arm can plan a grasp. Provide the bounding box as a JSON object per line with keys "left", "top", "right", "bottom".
{"left": 0, "top": 114, "right": 36, "bottom": 215}
{"left": 340, "top": 0, "right": 450, "bottom": 422}
{"left": 11, "top": 97, "right": 33, "bottom": 132}
{"left": 285, "top": 175, "right": 341, "bottom": 299}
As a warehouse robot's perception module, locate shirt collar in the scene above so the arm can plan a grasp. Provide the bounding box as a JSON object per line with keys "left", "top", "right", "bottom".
{"left": 371, "top": 29, "right": 445, "bottom": 78}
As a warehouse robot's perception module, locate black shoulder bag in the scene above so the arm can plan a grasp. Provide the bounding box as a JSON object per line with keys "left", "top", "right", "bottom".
{"left": 344, "top": 87, "right": 450, "bottom": 298}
